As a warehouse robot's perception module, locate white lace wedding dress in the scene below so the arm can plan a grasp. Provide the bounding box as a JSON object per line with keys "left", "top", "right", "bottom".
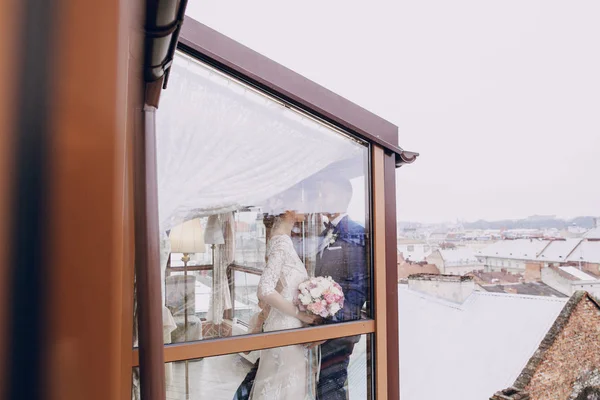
{"left": 250, "top": 234, "right": 310, "bottom": 400}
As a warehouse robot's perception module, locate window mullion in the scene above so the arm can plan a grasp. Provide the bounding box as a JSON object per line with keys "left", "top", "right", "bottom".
{"left": 132, "top": 319, "right": 374, "bottom": 366}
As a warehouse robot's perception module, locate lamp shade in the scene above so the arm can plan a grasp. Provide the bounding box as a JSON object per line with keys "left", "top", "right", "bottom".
{"left": 204, "top": 215, "right": 225, "bottom": 245}
{"left": 169, "top": 218, "right": 206, "bottom": 253}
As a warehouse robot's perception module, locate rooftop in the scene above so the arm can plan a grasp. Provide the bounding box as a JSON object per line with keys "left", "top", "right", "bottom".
{"left": 398, "top": 284, "right": 568, "bottom": 400}
{"left": 467, "top": 270, "right": 523, "bottom": 284}
{"left": 558, "top": 266, "right": 597, "bottom": 281}
{"left": 535, "top": 238, "right": 580, "bottom": 263}
{"left": 408, "top": 273, "right": 472, "bottom": 282}
{"left": 477, "top": 238, "right": 600, "bottom": 264}
{"left": 566, "top": 240, "right": 600, "bottom": 264}
{"left": 477, "top": 239, "right": 549, "bottom": 261}
{"left": 435, "top": 247, "right": 481, "bottom": 265}
{"left": 482, "top": 282, "right": 567, "bottom": 298}
{"left": 512, "top": 291, "right": 600, "bottom": 391}
{"left": 398, "top": 263, "right": 440, "bottom": 280}
{"left": 584, "top": 227, "right": 600, "bottom": 240}
{"left": 397, "top": 238, "right": 428, "bottom": 245}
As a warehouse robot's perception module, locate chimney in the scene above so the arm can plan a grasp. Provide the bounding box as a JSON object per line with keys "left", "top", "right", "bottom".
{"left": 408, "top": 274, "right": 475, "bottom": 304}
{"left": 524, "top": 263, "right": 542, "bottom": 282}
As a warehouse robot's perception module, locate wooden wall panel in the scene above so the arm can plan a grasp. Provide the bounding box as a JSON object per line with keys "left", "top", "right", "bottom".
{"left": 0, "top": 0, "right": 20, "bottom": 397}
{"left": 45, "top": 1, "right": 143, "bottom": 399}
{"left": 384, "top": 151, "right": 400, "bottom": 400}
{"left": 120, "top": 1, "right": 145, "bottom": 399}
{"left": 373, "top": 145, "right": 388, "bottom": 398}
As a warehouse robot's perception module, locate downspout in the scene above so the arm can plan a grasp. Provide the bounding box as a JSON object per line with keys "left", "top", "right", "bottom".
{"left": 144, "top": 0, "right": 189, "bottom": 106}
{"left": 136, "top": 1, "right": 189, "bottom": 400}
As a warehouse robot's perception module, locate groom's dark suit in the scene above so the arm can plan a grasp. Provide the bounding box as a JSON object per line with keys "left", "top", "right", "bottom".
{"left": 315, "top": 215, "right": 367, "bottom": 400}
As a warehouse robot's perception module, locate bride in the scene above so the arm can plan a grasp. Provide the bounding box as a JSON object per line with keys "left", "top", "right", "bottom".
{"left": 249, "top": 209, "right": 319, "bottom": 400}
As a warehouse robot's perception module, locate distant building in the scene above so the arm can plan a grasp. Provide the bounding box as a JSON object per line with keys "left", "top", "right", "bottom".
{"left": 477, "top": 237, "right": 600, "bottom": 272}
{"left": 535, "top": 238, "right": 581, "bottom": 266}
{"left": 563, "top": 224, "right": 589, "bottom": 238}
{"left": 426, "top": 247, "right": 483, "bottom": 275}
{"left": 502, "top": 229, "right": 544, "bottom": 240}
{"left": 491, "top": 292, "right": 600, "bottom": 400}
{"left": 476, "top": 239, "right": 547, "bottom": 273}
{"left": 397, "top": 253, "right": 440, "bottom": 281}
{"left": 564, "top": 233, "right": 600, "bottom": 277}
{"left": 541, "top": 266, "right": 600, "bottom": 298}
{"left": 397, "top": 238, "right": 431, "bottom": 262}
{"left": 461, "top": 229, "right": 502, "bottom": 244}
{"left": 400, "top": 224, "right": 420, "bottom": 239}
{"left": 427, "top": 231, "right": 448, "bottom": 244}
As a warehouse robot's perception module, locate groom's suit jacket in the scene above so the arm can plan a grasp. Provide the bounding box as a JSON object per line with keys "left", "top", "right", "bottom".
{"left": 314, "top": 215, "right": 368, "bottom": 323}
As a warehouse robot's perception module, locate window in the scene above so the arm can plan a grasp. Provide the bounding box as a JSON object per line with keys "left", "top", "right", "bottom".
{"left": 153, "top": 52, "right": 372, "bottom": 344}
{"left": 130, "top": 14, "right": 410, "bottom": 395}
{"left": 145, "top": 334, "right": 373, "bottom": 400}
{"left": 128, "top": 48, "right": 380, "bottom": 400}
{"left": 407, "top": 245, "right": 415, "bottom": 252}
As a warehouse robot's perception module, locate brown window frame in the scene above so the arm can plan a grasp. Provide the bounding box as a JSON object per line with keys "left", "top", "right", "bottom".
{"left": 135, "top": 15, "right": 408, "bottom": 400}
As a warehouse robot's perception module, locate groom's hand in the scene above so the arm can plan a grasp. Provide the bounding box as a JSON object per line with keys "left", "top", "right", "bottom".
{"left": 297, "top": 311, "right": 322, "bottom": 325}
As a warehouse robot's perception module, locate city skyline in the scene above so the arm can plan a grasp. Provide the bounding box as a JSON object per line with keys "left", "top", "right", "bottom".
{"left": 400, "top": 214, "right": 598, "bottom": 226}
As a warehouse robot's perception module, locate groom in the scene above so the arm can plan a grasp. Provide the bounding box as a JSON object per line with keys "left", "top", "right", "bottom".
{"left": 314, "top": 177, "right": 368, "bottom": 400}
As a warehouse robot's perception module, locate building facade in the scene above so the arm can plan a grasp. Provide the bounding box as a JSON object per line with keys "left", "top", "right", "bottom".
{"left": 427, "top": 247, "right": 483, "bottom": 275}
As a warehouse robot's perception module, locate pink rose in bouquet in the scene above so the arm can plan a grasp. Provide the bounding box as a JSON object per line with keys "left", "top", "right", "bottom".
{"left": 294, "top": 276, "right": 344, "bottom": 318}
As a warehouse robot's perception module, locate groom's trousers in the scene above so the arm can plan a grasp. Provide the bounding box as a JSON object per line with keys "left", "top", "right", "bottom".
{"left": 317, "top": 337, "right": 357, "bottom": 400}
{"left": 232, "top": 358, "right": 260, "bottom": 400}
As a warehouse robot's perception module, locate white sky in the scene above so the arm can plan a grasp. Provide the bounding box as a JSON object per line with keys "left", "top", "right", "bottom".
{"left": 186, "top": 1, "right": 600, "bottom": 223}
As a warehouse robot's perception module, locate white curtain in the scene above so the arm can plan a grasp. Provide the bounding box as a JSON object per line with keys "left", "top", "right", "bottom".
{"left": 155, "top": 52, "right": 367, "bottom": 323}
{"left": 206, "top": 213, "right": 234, "bottom": 324}
{"left": 155, "top": 52, "right": 362, "bottom": 232}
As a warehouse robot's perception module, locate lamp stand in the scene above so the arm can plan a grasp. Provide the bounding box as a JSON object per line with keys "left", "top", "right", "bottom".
{"left": 181, "top": 253, "right": 190, "bottom": 400}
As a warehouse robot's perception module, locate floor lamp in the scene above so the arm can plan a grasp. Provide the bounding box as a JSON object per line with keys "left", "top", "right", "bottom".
{"left": 204, "top": 215, "right": 226, "bottom": 335}
{"left": 169, "top": 218, "right": 206, "bottom": 399}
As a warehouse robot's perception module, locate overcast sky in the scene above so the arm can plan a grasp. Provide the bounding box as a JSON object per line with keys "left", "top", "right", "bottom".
{"left": 187, "top": 1, "right": 600, "bottom": 223}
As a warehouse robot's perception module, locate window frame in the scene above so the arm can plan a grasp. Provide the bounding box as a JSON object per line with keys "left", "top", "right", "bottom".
{"left": 134, "top": 15, "right": 405, "bottom": 400}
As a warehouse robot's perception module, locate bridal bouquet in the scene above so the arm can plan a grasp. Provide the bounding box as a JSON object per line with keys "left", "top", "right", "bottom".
{"left": 295, "top": 276, "right": 344, "bottom": 318}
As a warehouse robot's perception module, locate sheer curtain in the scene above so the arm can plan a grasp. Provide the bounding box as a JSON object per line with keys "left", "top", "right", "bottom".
{"left": 155, "top": 53, "right": 362, "bottom": 232}
{"left": 205, "top": 213, "right": 234, "bottom": 325}
{"left": 154, "top": 53, "right": 367, "bottom": 338}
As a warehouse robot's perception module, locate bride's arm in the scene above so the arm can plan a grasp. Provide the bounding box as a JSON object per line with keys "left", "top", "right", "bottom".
{"left": 257, "top": 240, "right": 317, "bottom": 324}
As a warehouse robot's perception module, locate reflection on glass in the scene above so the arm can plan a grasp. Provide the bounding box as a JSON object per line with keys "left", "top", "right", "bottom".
{"left": 136, "top": 334, "right": 371, "bottom": 400}
{"left": 155, "top": 51, "right": 371, "bottom": 344}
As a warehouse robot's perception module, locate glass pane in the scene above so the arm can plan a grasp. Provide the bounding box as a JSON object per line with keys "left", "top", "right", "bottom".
{"left": 147, "top": 334, "right": 372, "bottom": 400}
{"left": 154, "top": 51, "right": 372, "bottom": 343}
